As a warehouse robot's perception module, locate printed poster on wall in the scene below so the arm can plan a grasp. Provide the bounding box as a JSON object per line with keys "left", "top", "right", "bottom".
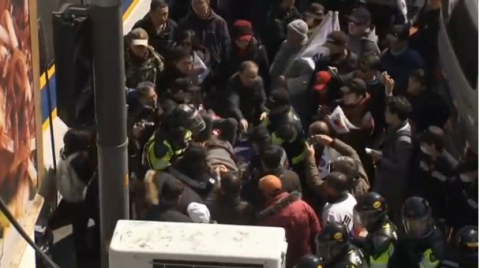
{"left": 0, "top": 0, "right": 42, "bottom": 265}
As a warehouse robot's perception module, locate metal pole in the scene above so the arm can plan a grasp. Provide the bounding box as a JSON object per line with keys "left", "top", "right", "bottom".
{"left": 90, "top": 0, "right": 129, "bottom": 266}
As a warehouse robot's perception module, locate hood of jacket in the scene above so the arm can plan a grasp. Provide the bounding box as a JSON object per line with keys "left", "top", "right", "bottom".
{"left": 257, "top": 191, "right": 301, "bottom": 219}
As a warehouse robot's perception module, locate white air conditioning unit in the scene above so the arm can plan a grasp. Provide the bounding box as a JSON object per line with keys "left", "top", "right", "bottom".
{"left": 109, "top": 220, "right": 288, "bottom": 268}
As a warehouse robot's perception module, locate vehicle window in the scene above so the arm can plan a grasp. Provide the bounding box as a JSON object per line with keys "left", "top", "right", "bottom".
{"left": 445, "top": 0, "right": 478, "bottom": 89}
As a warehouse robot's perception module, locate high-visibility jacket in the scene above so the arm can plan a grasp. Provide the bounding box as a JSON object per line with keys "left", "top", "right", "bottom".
{"left": 143, "top": 131, "right": 192, "bottom": 171}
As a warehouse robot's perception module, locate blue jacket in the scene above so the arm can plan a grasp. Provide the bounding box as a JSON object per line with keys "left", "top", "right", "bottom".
{"left": 381, "top": 48, "right": 426, "bottom": 95}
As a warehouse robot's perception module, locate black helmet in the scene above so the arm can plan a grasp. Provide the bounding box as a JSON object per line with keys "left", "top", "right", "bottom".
{"left": 294, "top": 254, "right": 322, "bottom": 268}
{"left": 455, "top": 226, "right": 478, "bottom": 268}
{"left": 168, "top": 104, "right": 205, "bottom": 135}
{"left": 315, "top": 222, "right": 349, "bottom": 263}
{"left": 353, "top": 192, "right": 388, "bottom": 231}
{"left": 401, "top": 196, "right": 434, "bottom": 239}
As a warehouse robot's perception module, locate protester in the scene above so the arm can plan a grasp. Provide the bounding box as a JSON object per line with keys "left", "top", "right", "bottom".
{"left": 132, "top": 0, "right": 177, "bottom": 57}
{"left": 256, "top": 175, "right": 320, "bottom": 268}
{"left": 270, "top": 19, "right": 309, "bottom": 89}
{"left": 158, "top": 47, "right": 195, "bottom": 95}
{"left": 178, "top": 0, "right": 230, "bottom": 72}
{"left": 55, "top": 0, "right": 479, "bottom": 264}
{"left": 314, "top": 31, "right": 358, "bottom": 75}
{"left": 59, "top": 128, "right": 99, "bottom": 262}
{"left": 124, "top": 28, "right": 164, "bottom": 89}
{"left": 305, "top": 129, "right": 370, "bottom": 201}
{"left": 371, "top": 96, "right": 413, "bottom": 226}
{"left": 338, "top": 52, "right": 389, "bottom": 138}
{"left": 262, "top": 0, "right": 301, "bottom": 61}
{"left": 410, "top": 126, "right": 457, "bottom": 218}
{"left": 320, "top": 172, "right": 357, "bottom": 232}
{"left": 346, "top": 7, "right": 380, "bottom": 57}
{"left": 143, "top": 175, "right": 193, "bottom": 222}
{"left": 226, "top": 20, "right": 270, "bottom": 89}
{"left": 208, "top": 172, "right": 255, "bottom": 225}
{"left": 407, "top": 69, "right": 450, "bottom": 133}
{"left": 381, "top": 24, "right": 426, "bottom": 95}
{"left": 175, "top": 30, "right": 211, "bottom": 70}
{"left": 302, "top": 3, "right": 325, "bottom": 37}
{"left": 224, "top": 61, "right": 268, "bottom": 127}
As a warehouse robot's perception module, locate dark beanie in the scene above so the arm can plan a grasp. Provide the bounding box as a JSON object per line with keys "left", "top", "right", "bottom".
{"left": 231, "top": 20, "right": 253, "bottom": 39}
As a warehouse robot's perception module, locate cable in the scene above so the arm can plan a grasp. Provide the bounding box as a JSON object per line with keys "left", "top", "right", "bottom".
{"left": 0, "top": 196, "right": 61, "bottom": 268}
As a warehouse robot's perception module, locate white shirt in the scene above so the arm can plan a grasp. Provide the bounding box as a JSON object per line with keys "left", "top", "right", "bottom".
{"left": 322, "top": 194, "right": 357, "bottom": 232}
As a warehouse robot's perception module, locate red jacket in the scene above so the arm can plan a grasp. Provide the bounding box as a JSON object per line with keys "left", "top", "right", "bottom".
{"left": 256, "top": 192, "right": 321, "bottom": 268}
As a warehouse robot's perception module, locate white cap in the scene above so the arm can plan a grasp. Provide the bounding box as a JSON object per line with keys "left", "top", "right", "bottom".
{"left": 131, "top": 39, "right": 148, "bottom": 46}
{"left": 187, "top": 202, "right": 211, "bottom": 223}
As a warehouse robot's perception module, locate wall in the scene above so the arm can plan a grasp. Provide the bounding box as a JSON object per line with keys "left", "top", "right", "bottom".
{"left": 10, "top": 0, "right": 150, "bottom": 266}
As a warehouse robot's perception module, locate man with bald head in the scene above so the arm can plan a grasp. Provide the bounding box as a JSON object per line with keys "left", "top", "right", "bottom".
{"left": 304, "top": 120, "right": 370, "bottom": 208}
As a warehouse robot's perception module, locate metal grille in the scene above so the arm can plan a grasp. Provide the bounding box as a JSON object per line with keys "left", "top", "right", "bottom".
{"left": 152, "top": 259, "right": 264, "bottom": 268}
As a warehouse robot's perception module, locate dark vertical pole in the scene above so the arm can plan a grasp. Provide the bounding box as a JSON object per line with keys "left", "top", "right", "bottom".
{"left": 90, "top": 0, "right": 129, "bottom": 266}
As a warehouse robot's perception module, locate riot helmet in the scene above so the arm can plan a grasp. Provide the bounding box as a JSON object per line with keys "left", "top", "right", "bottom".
{"left": 267, "top": 89, "right": 290, "bottom": 115}
{"left": 401, "top": 196, "right": 434, "bottom": 239}
{"left": 455, "top": 226, "right": 478, "bottom": 268}
{"left": 353, "top": 192, "right": 388, "bottom": 231}
{"left": 315, "top": 222, "right": 350, "bottom": 263}
{"left": 294, "top": 254, "right": 322, "bottom": 268}
{"left": 167, "top": 104, "right": 205, "bottom": 135}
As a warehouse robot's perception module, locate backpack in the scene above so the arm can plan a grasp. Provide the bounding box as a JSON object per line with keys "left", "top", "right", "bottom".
{"left": 56, "top": 152, "right": 87, "bottom": 202}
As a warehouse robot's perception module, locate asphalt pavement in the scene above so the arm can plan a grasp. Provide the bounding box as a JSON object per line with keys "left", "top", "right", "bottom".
{"left": 50, "top": 220, "right": 100, "bottom": 268}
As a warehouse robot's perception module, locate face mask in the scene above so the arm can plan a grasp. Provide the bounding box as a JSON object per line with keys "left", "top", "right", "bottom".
{"left": 460, "top": 174, "right": 474, "bottom": 183}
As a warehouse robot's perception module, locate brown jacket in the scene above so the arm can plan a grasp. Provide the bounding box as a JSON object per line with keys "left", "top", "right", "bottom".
{"left": 305, "top": 138, "right": 370, "bottom": 199}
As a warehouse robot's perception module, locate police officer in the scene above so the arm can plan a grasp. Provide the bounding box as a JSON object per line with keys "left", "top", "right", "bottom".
{"left": 294, "top": 254, "right": 322, "bottom": 268}
{"left": 353, "top": 192, "right": 398, "bottom": 268}
{"left": 440, "top": 226, "right": 478, "bottom": 268}
{"left": 261, "top": 89, "right": 306, "bottom": 172}
{"left": 389, "top": 196, "right": 447, "bottom": 268}
{"left": 143, "top": 104, "right": 205, "bottom": 171}
{"left": 316, "top": 222, "right": 368, "bottom": 268}
{"left": 453, "top": 226, "right": 478, "bottom": 268}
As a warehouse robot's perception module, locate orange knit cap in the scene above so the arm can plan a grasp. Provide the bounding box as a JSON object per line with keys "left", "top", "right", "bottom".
{"left": 259, "top": 175, "right": 282, "bottom": 196}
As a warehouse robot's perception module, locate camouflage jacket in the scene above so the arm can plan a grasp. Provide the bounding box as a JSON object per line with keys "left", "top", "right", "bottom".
{"left": 125, "top": 45, "right": 164, "bottom": 89}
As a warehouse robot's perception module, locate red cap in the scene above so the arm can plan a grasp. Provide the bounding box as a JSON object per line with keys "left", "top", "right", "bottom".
{"left": 314, "top": 71, "right": 331, "bottom": 91}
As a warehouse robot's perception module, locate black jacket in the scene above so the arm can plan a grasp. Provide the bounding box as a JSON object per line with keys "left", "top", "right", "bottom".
{"left": 152, "top": 172, "right": 205, "bottom": 215}
{"left": 224, "top": 36, "right": 270, "bottom": 90}
{"left": 410, "top": 150, "right": 457, "bottom": 218}
{"left": 143, "top": 205, "right": 193, "bottom": 222}
{"left": 132, "top": 17, "right": 177, "bottom": 57}
{"left": 178, "top": 10, "right": 231, "bottom": 70}
{"left": 409, "top": 89, "right": 450, "bottom": 133}
{"left": 445, "top": 175, "right": 478, "bottom": 233}
{"left": 262, "top": 5, "right": 301, "bottom": 59}
{"left": 224, "top": 74, "right": 267, "bottom": 123}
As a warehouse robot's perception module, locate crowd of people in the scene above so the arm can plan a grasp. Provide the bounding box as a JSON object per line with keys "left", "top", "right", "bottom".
{"left": 55, "top": 0, "right": 478, "bottom": 267}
